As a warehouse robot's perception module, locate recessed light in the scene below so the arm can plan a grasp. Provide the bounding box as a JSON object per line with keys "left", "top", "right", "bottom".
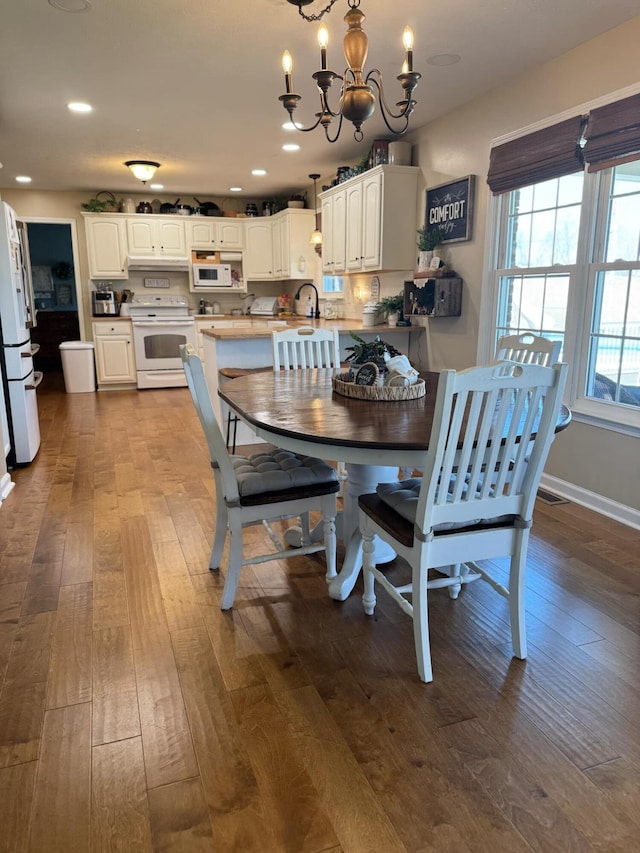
{"left": 426, "top": 54, "right": 461, "bottom": 66}
{"left": 49, "top": 0, "right": 91, "bottom": 11}
{"left": 67, "top": 101, "right": 92, "bottom": 113}
{"left": 282, "top": 121, "right": 302, "bottom": 131}
{"left": 251, "top": 169, "right": 267, "bottom": 176}
{"left": 16, "top": 176, "right": 32, "bottom": 183}
{"left": 282, "top": 144, "right": 300, "bottom": 152}
{"left": 150, "top": 183, "right": 164, "bottom": 190}
{"left": 229, "top": 187, "right": 243, "bottom": 193}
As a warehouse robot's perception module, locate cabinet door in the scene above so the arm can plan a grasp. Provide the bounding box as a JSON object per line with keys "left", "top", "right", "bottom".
{"left": 217, "top": 220, "right": 244, "bottom": 250}
{"left": 244, "top": 221, "right": 273, "bottom": 279}
{"left": 94, "top": 335, "right": 136, "bottom": 383}
{"left": 346, "top": 182, "right": 364, "bottom": 270}
{"left": 85, "top": 217, "right": 127, "bottom": 278}
{"left": 272, "top": 217, "right": 289, "bottom": 278}
{"left": 189, "top": 219, "right": 217, "bottom": 249}
{"left": 361, "top": 171, "right": 382, "bottom": 269}
{"left": 156, "top": 219, "right": 186, "bottom": 255}
{"left": 126, "top": 219, "right": 155, "bottom": 254}
{"left": 330, "top": 192, "right": 346, "bottom": 273}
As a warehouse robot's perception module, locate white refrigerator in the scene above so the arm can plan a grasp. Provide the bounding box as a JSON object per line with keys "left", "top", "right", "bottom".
{"left": 0, "top": 201, "right": 41, "bottom": 465}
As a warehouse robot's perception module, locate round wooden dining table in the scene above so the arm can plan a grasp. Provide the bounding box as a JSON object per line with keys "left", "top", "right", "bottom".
{"left": 219, "top": 368, "right": 571, "bottom": 601}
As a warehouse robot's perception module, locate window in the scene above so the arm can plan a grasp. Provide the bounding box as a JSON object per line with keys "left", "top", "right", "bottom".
{"left": 321, "top": 274, "right": 344, "bottom": 296}
{"left": 489, "top": 161, "right": 640, "bottom": 432}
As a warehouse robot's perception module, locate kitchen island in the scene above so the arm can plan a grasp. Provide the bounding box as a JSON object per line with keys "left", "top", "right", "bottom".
{"left": 201, "top": 318, "right": 427, "bottom": 447}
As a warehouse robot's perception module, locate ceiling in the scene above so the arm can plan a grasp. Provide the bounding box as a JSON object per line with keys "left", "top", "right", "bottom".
{"left": 1, "top": 0, "right": 638, "bottom": 204}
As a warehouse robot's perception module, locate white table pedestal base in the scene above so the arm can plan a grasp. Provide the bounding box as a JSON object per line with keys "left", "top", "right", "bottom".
{"left": 283, "top": 463, "right": 399, "bottom": 600}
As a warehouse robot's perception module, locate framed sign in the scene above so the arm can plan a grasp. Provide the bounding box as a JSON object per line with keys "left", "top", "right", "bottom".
{"left": 425, "top": 175, "right": 475, "bottom": 243}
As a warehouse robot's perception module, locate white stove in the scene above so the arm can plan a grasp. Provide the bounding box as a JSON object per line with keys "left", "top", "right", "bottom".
{"left": 128, "top": 295, "right": 196, "bottom": 389}
{"left": 128, "top": 294, "right": 191, "bottom": 319}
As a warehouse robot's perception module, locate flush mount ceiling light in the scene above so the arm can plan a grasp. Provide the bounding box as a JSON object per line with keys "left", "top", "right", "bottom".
{"left": 308, "top": 173, "right": 322, "bottom": 253}
{"left": 125, "top": 160, "right": 160, "bottom": 184}
{"left": 49, "top": 0, "right": 92, "bottom": 11}
{"left": 280, "top": 0, "right": 420, "bottom": 143}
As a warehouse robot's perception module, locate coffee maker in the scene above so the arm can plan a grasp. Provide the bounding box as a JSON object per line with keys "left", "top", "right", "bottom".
{"left": 91, "top": 290, "right": 117, "bottom": 316}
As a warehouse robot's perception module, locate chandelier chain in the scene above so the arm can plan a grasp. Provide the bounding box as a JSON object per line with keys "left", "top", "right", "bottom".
{"left": 294, "top": 0, "right": 359, "bottom": 23}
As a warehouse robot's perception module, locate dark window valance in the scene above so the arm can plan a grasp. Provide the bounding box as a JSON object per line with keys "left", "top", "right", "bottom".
{"left": 487, "top": 115, "right": 586, "bottom": 195}
{"left": 583, "top": 92, "right": 640, "bottom": 172}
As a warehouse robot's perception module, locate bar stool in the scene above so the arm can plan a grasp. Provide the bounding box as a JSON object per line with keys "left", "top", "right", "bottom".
{"left": 218, "top": 366, "right": 270, "bottom": 453}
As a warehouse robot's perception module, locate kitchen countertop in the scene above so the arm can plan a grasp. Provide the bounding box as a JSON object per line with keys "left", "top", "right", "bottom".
{"left": 200, "top": 319, "right": 416, "bottom": 339}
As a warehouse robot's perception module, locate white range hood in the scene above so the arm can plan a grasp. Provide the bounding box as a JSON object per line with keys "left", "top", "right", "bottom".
{"left": 126, "top": 255, "right": 189, "bottom": 272}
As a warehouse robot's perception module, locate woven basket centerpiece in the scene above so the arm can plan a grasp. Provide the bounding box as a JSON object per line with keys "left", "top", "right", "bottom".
{"left": 333, "top": 369, "right": 426, "bottom": 401}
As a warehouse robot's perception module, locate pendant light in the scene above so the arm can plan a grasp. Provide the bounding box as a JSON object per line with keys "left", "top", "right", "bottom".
{"left": 309, "top": 173, "right": 322, "bottom": 253}
{"left": 125, "top": 160, "right": 161, "bottom": 184}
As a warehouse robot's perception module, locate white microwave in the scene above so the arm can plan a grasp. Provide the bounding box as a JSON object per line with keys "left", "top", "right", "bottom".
{"left": 192, "top": 263, "right": 233, "bottom": 288}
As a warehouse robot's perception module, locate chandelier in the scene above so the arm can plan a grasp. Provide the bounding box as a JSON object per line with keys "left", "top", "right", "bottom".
{"left": 280, "top": 0, "right": 420, "bottom": 143}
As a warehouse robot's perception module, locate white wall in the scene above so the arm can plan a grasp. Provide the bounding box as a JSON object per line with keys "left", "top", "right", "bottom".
{"left": 405, "top": 15, "right": 640, "bottom": 513}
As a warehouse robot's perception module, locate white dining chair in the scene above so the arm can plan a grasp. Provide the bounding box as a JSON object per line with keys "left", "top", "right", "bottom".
{"left": 496, "top": 332, "right": 561, "bottom": 366}
{"left": 359, "top": 359, "right": 568, "bottom": 682}
{"left": 180, "top": 344, "right": 339, "bottom": 610}
{"left": 272, "top": 326, "right": 341, "bottom": 371}
{"left": 272, "top": 325, "right": 346, "bottom": 496}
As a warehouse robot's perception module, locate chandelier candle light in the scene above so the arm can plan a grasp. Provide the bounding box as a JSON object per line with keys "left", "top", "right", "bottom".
{"left": 280, "top": 0, "right": 420, "bottom": 142}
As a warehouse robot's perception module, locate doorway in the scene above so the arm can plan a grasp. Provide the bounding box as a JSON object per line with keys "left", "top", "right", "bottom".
{"left": 24, "top": 221, "right": 83, "bottom": 373}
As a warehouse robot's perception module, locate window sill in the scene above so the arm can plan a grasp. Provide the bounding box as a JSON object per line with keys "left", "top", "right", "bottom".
{"left": 569, "top": 399, "right": 640, "bottom": 438}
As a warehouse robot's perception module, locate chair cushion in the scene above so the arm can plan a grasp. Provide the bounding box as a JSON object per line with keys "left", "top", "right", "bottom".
{"left": 230, "top": 448, "right": 339, "bottom": 499}
{"left": 376, "top": 478, "right": 513, "bottom": 532}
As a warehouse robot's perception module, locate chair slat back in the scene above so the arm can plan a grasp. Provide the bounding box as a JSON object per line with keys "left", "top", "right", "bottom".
{"left": 415, "top": 361, "right": 568, "bottom": 534}
{"left": 180, "top": 344, "right": 240, "bottom": 504}
{"left": 272, "top": 327, "right": 341, "bottom": 371}
{"left": 496, "top": 333, "right": 561, "bottom": 366}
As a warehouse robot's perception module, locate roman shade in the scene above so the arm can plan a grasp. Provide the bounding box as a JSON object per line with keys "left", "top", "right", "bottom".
{"left": 582, "top": 92, "right": 640, "bottom": 172}
{"left": 487, "top": 115, "right": 586, "bottom": 195}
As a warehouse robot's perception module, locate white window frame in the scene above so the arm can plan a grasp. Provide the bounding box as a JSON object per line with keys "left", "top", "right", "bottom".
{"left": 480, "top": 88, "right": 640, "bottom": 439}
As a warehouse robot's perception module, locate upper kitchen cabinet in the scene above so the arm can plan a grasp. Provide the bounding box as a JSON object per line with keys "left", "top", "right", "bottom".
{"left": 84, "top": 215, "right": 128, "bottom": 279}
{"left": 244, "top": 220, "right": 274, "bottom": 279}
{"left": 319, "top": 165, "right": 419, "bottom": 273}
{"left": 187, "top": 218, "right": 244, "bottom": 251}
{"left": 244, "top": 209, "right": 315, "bottom": 281}
{"left": 321, "top": 190, "right": 346, "bottom": 274}
{"left": 272, "top": 209, "right": 316, "bottom": 280}
{"left": 126, "top": 217, "right": 187, "bottom": 256}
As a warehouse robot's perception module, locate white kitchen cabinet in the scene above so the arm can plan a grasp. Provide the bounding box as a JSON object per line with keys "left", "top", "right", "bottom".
{"left": 319, "top": 165, "right": 419, "bottom": 273}
{"left": 321, "top": 190, "right": 347, "bottom": 274}
{"left": 244, "top": 220, "right": 274, "bottom": 279}
{"left": 345, "top": 181, "right": 364, "bottom": 270}
{"left": 188, "top": 218, "right": 244, "bottom": 250}
{"left": 84, "top": 215, "right": 128, "bottom": 279}
{"left": 245, "top": 210, "right": 316, "bottom": 280}
{"left": 272, "top": 209, "right": 315, "bottom": 279}
{"left": 92, "top": 321, "right": 136, "bottom": 386}
{"left": 126, "top": 217, "right": 187, "bottom": 256}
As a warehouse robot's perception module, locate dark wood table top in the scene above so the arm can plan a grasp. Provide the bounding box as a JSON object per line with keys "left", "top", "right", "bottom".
{"left": 219, "top": 369, "right": 571, "bottom": 459}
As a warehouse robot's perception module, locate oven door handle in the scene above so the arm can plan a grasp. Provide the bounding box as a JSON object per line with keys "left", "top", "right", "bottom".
{"left": 133, "top": 321, "right": 195, "bottom": 328}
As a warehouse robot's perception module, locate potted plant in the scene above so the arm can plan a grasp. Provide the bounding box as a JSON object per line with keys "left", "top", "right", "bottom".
{"left": 417, "top": 224, "right": 445, "bottom": 271}
{"left": 376, "top": 292, "right": 405, "bottom": 325}
{"left": 344, "top": 333, "right": 402, "bottom": 377}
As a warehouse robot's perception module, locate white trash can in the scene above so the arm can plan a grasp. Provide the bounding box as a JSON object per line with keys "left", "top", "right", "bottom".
{"left": 59, "top": 341, "right": 96, "bottom": 393}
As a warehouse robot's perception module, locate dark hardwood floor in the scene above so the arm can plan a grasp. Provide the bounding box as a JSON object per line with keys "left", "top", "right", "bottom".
{"left": 0, "top": 374, "right": 639, "bottom": 851}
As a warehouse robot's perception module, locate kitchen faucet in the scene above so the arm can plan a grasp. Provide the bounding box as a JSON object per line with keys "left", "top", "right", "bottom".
{"left": 294, "top": 283, "right": 320, "bottom": 319}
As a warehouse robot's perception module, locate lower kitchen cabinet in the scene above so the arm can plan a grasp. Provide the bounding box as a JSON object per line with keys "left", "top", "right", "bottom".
{"left": 92, "top": 321, "right": 136, "bottom": 387}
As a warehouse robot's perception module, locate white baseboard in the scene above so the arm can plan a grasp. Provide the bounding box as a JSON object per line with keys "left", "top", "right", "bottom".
{"left": 0, "top": 472, "right": 15, "bottom": 503}
{"left": 540, "top": 473, "right": 640, "bottom": 531}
